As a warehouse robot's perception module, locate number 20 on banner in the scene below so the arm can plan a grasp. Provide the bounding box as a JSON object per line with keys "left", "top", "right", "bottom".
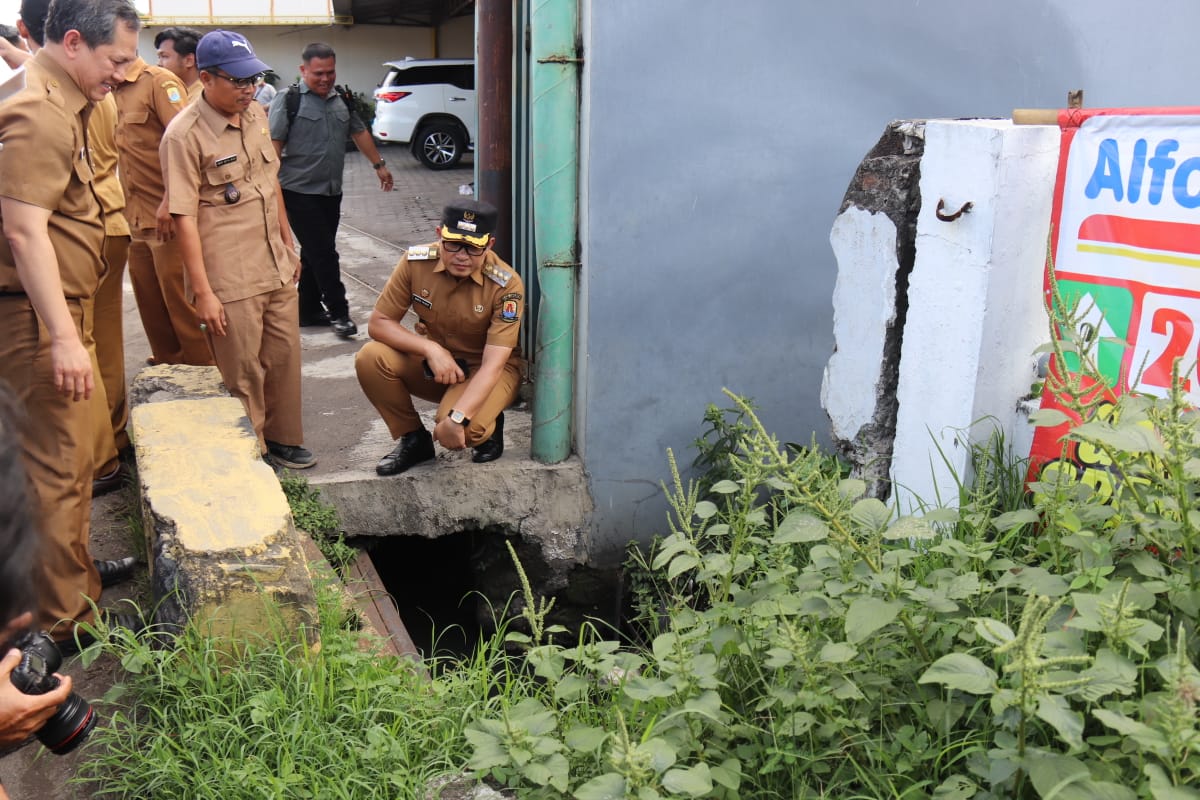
{"left": 1129, "top": 291, "right": 1200, "bottom": 400}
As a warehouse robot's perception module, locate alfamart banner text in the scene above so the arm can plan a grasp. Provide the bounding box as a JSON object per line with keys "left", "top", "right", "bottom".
{"left": 1028, "top": 107, "right": 1200, "bottom": 496}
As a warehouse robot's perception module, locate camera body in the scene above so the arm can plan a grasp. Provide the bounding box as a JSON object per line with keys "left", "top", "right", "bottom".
{"left": 8, "top": 630, "right": 96, "bottom": 754}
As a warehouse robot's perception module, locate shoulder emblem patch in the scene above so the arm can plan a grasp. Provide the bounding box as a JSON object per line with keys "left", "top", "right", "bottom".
{"left": 484, "top": 263, "right": 512, "bottom": 288}
{"left": 500, "top": 297, "right": 520, "bottom": 322}
{"left": 164, "top": 83, "right": 183, "bottom": 104}
{"left": 407, "top": 245, "right": 439, "bottom": 261}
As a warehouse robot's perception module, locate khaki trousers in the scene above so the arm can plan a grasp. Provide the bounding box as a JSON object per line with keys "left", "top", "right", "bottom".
{"left": 86, "top": 234, "right": 131, "bottom": 478}
{"left": 206, "top": 284, "right": 303, "bottom": 449}
{"left": 355, "top": 340, "right": 521, "bottom": 447}
{"left": 127, "top": 229, "right": 213, "bottom": 366}
{"left": 0, "top": 297, "right": 101, "bottom": 635}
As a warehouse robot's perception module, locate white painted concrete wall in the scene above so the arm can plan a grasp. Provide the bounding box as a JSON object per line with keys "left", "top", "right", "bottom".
{"left": 889, "top": 120, "right": 1060, "bottom": 512}
{"left": 823, "top": 207, "right": 900, "bottom": 443}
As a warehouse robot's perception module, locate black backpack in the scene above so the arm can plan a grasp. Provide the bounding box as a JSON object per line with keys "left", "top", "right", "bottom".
{"left": 282, "top": 83, "right": 357, "bottom": 134}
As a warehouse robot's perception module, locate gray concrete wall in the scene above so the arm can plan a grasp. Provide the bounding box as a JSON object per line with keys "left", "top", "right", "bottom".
{"left": 578, "top": 0, "right": 1200, "bottom": 560}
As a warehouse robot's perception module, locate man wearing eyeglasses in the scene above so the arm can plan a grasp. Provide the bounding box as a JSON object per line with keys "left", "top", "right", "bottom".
{"left": 355, "top": 200, "right": 525, "bottom": 475}
{"left": 160, "top": 30, "right": 316, "bottom": 471}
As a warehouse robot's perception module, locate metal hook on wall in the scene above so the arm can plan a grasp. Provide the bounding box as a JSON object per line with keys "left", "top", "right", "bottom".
{"left": 935, "top": 198, "right": 973, "bottom": 222}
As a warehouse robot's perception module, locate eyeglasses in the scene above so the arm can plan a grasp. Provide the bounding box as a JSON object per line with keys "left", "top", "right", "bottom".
{"left": 441, "top": 239, "right": 487, "bottom": 257}
{"left": 207, "top": 71, "right": 260, "bottom": 89}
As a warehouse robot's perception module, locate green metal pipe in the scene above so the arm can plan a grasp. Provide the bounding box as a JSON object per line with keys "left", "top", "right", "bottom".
{"left": 529, "top": 0, "right": 580, "bottom": 464}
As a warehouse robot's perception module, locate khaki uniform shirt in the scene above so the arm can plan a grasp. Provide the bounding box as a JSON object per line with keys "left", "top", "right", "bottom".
{"left": 186, "top": 80, "right": 202, "bottom": 102}
{"left": 376, "top": 244, "right": 525, "bottom": 363}
{"left": 160, "top": 94, "right": 292, "bottom": 303}
{"left": 113, "top": 57, "right": 186, "bottom": 231}
{"left": 0, "top": 50, "right": 103, "bottom": 299}
{"left": 88, "top": 94, "right": 129, "bottom": 237}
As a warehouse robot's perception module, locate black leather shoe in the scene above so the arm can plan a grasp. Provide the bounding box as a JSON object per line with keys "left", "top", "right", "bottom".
{"left": 92, "top": 462, "right": 127, "bottom": 498}
{"left": 472, "top": 412, "right": 505, "bottom": 464}
{"left": 299, "top": 310, "right": 331, "bottom": 327}
{"left": 54, "top": 608, "right": 149, "bottom": 657}
{"left": 95, "top": 556, "right": 137, "bottom": 588}
{"left": 331, "top": 316, "right": 358, "bottom": 338}
{"left": 376, "top": 429, "right": 435, "bottom": 476}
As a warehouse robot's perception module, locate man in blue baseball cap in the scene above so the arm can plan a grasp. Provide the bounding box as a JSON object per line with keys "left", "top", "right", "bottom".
{"left": 195, "top": 29, "right": 269, "bottom": 79}
{"left": 161, "top": 30, "right": 317, "bottom": 472}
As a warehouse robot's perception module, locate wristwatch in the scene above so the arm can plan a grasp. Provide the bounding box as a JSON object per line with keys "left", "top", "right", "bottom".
{"left": 448, "top": 409, "right": 470, "bottom": 427}
{"left": 372, "top": 159, "right": 386, "bottom": 169}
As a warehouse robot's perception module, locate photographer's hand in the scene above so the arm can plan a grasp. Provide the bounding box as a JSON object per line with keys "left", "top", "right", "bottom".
{"left": 0, "top": 648, "right": 71, "bottom": 748}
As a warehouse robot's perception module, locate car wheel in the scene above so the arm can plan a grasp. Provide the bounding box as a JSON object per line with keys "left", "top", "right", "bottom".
{"left": 414, "top": 123, "right": 464, "bottom": 170}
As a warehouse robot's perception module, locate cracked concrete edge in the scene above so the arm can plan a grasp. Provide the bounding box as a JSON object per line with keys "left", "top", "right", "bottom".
{"left": 129, "top": 371, "right": 319, "bottom": 640}
{"left": 311, "top": 457, "right": 594, "bottom": 591}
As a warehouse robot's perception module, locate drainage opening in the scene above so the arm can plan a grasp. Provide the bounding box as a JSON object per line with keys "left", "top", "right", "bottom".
{"left": 364, "top": 530, "right": 625, "bottom": 659}
{"left": 368, "top": 532, "right": 482, "bottom": 659}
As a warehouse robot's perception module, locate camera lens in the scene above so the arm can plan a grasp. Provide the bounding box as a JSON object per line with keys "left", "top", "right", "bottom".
{"left": 35, "top": 685, "right": 97, "bottom": 755}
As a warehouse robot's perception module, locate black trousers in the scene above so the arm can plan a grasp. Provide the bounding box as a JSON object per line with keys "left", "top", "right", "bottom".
{"left": 282, "top": 190, "right": 348, "bottom": 320}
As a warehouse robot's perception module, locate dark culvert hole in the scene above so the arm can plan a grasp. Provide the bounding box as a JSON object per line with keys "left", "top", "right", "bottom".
{"left": 363, "top": 530, "right": 625, "bottom": 659}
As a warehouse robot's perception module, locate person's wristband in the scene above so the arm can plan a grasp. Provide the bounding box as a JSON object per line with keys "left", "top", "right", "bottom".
{"left": 372, "top": 159, "right": 385, "bottom": 170}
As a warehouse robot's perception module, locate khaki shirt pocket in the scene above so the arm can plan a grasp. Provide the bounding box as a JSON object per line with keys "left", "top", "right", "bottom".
{"left": 203, "top": 160, "right": 247, "bottom": 206}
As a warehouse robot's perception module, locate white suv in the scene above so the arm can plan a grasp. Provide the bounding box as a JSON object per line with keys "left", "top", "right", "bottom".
{"left": 372, "top": 58, "right": 476, "bottom": 170}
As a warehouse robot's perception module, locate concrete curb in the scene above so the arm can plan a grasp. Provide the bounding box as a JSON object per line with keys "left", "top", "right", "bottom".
{"left": 129, "top": 365, "right": 319, "bottom": 641}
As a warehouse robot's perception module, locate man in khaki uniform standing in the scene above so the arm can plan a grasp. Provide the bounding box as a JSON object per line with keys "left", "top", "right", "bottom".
{"left": 162, "top": 30, "right": 315, "bottom": 470}
{"left": 356, "top": 200, "right": 524, "bottom": 475}
{"left": 114, "top": 53, "right": 213, "bottom": 366}
{"left": 154, "top": 26, "right": 201, "bottom": 100}
{"left": 0, "top": 0, "right": 140, "bottom": 643}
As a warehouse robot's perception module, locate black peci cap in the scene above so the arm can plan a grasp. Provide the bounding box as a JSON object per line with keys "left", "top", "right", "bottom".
{"left": 440, "top": 199, "right": 498, "bottom": 247}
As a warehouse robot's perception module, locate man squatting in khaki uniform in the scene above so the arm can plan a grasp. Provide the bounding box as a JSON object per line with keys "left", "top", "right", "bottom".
{"left": 161, "top": 30, "right": 316, "bottom": 471}
{"left": 356, "top": 200, "right": 524, "bottom": 476}
{"left": 0, "top": 0, "right": 141, "bottom": 642}
{"left": 113, "top": 50, "right": 214, "bottom": 367}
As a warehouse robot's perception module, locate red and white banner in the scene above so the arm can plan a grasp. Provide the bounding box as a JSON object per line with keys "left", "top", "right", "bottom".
{"left": 1028, "top": 107, "right": 1200, "bottom": 493}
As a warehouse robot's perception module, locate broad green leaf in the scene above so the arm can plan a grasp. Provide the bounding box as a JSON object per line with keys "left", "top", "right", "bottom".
{"left": 667, "top": 553, "right": 699, "bottom": 580}
{"left": 773, "top": 510, "right": 829, "bottom": 544}
{"left": 884, "top": 515, "right": 937, "bottom": 541}
{"left": 710, "top": 759, "right": 741, "bottom": 791}
{"left": 553, "top": 675, "right": 590, "bottom": 702}
{"left": 845, "top": 597, "right": 902, "bottom": 643}
{"left": 694, "top": 500, "right": 718, "bottom": 520}
{"left": 573, "top": 772, "right": 626, "bottom": 800}
{"left": 1092, "top": 709, "right": 1170, "bottom": 756}
{"left": 850, "top": 497, "right": 892, "bottom": 531}
{"left": 925, "top": 507, "right": 961, "bottom": 524}
{"left": 1028, "top": 754, "right": 1136, "bottom": 800}
{"left": 992, "top": 508, "right": 1041, "bottom": 532}
{"left": 837, "top": 477, "right": 867, "bottom": 499}
{"left": 919, "top": 653, "right": 997, "bottom": 695}
{"left": 1030, "top": 408, "right": 1072, "bottom": 427}
{"left": 637, "top": 736, "right": 677, "bottom": 772}
{"left": 970, "top": 617, "right": 1015, "bottom": 647}
{"left": 622, "top": 676, "right": 677, "bottom": 701}
{"left": 710, "top": 479, "right": 740, "bottom": 494}
{"left": 1076, "top": 648, "right": 1137, "bottom": 701}
{"left": 1144, "top": 764, "right": 1200, "bottom": 799}
{"left": 565, "top": 725, "right": 608, "bottom": 753}
{"left": 1035, "top": 693, "right": 1084, "bottom": 751}
{"left": 932, "top": 775, "right": 978, "bottom": 800}
{"left": 662, "top": 763, "right": 714, "bottom": 797}
{"left": 819, "top": 642, "right": 858, "bottom": 664}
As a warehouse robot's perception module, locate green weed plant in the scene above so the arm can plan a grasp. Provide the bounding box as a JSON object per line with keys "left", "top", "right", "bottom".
{"left": 78, "top": 268, "right": 1200, "bottom": 798}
